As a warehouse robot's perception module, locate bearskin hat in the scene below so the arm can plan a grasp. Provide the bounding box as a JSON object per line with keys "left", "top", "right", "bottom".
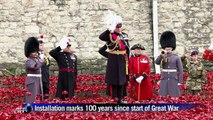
{"left": 24, "top": 37, "right": 39, "bottom": 57}
{"left": 131, "top": 43, "right": 145, "bottom": 50}
{"left": 160, "top": 31, "right": 176, "bottom": 50}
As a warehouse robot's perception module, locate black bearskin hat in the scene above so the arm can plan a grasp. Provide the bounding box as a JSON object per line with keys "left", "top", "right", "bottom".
{"left": 160, "top": 31, "right": 176, "bottom": 50}
{"left": 131, "top": 43, "right": 145, "bottom": 50}
{"left": 24, "top": 37, "right": 39, "bottom": 57}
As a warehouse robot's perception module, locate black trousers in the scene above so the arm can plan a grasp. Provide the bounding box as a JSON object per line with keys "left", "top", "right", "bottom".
{"left": 112, "top": 85, "right": 123, "bottom": 101}
{"left": 41, "top": 66, "right": 50, "bottom": 99}
{"left": 106, "top": 84, "right": 127, "bottom": 97}
{"left": 42, "top": 81, "right": 49, "bottom": 98}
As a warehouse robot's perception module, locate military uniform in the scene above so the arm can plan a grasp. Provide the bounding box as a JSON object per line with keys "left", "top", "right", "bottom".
{"left": 38, "top": 39, "right": 50, "bottom": 99}
{"left": 49, "top": 44, "right": 77, "bottom": 100}
{"left": 129, "top": 44, "right": 152, "bottom": 101}
{"left": 24, "top": 37, "right": 44, "bottom": 103}
{"left": 98, "top": 44, "right": 127, "bottom": 97}
{"left": 186, "top": 59, "right": 206, "bottom": 95}
{"left": 155, "top": 31, "right": 183, "bottom": 98}
{"left": 99, "top": 30, "right": 129, "bottom": 103}
{"left": 38, "top": 51, "right": 50, "bottom": 98}
{"left": 156, "top": 53, "right": 183, "bottom": 97}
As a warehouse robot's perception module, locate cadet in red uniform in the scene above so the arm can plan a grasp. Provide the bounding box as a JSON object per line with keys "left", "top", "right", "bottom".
{"left": 129, "top": 44, "right": 152, "bottom": 101}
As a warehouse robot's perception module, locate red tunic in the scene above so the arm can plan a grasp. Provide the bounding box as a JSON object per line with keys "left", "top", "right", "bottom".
{"left": 128, "top": 54, "right": 152, "bottom": 101}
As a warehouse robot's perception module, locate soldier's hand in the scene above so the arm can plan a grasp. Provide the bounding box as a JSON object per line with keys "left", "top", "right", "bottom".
{"left": 161, "top": 51, "right": 165, "bottom": 55}
{"left": 136, "top": 76, "right": 144, "bottom": 84}
{"left": 132, "top": 75, "right": 137, "bottom": 81}
{"left": 108, "top": 19, "right": 116, "bottom": 33}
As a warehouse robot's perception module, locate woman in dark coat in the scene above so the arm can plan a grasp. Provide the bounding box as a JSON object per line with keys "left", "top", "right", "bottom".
{"left": 99, "top": 13, "right": 129, "bottom": 103}
{"left": 49, "top": 37, "right": 77, "bottom": 100}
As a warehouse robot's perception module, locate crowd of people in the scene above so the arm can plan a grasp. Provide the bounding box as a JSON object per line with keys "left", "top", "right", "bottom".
{"left": 23, "top": 11, "right": 209, "bottom": 104}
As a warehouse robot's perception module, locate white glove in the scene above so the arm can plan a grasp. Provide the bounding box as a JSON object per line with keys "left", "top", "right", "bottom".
{"left": 177, "top": 83, "right": 181, "bottom": 86}
{"left": 59, "top": 41, "right": 67, "bottom": 50}
{"left": 39, "top": 53, "right": 44, "bottom": 60}
{"left": 136, "top": 76, "right": 144, "bottom": 84}
{"left": 108, "top": 19, "right": 117, "bottom": 33}
{"left": 59, "top": 37, "right": 70, "bottom": 50}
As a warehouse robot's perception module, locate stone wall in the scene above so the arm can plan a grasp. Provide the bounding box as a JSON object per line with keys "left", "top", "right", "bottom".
{"left": 0, "top": 0, "right": 213, "bottom": 74}
{"left": 158, "top": 0, "right": 213, "bottom": 54}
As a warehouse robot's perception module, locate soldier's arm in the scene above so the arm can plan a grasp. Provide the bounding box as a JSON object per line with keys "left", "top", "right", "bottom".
{"left": 141, "top": 56, "right": 150, "bottom": 79}
{"left": 98, "top": 45, "right": 108, "bottom": 58}
{"left": 177, "top": 57, "right": 184, "bottom": 83}
{"left": 197, "top": 60, "right": 204, "bottom": 70}
{"left": 26, "top": 59, "right": 43, "bottom": 71}
{"left": 99, "top": 30, "right": 110, "bottom": 42}
{"left": 128, "top": 57, "right": 133, "bottom": 75}
{"left": 49, "top": 47, "right": 61, "bottom": 60}
{"left": 199, "top": 61, "right": 207, "bottom": 83}
{"left": 126, "top": 40, "right": 130, "bottom": 58}
{"left": 155, "top": 55, "right": 163, "bottom": 65}
{"left": 186, "top": 58, "right": 192, "bottom": 69}
{"left": 201, "top": 69, "right": 207, "bottom": 83}
{"left": 128, "top": 57, "right": 136, "bottom": 81}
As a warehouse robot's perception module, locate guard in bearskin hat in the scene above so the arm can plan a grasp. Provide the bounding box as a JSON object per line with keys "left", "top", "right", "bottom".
{"left": 128, "top": 44, "right": 152, "bottom": 101}
{"left": 99, "top": 11, "right": 130, "bottom": 104}
{"left": 155, "top": 31, "right": 183, "bottom": 98}
{"left": 24, "top": 37, "right": 44, "bottom": 103}
{"left": 49, "top": 37, "right": 77, "bottom": 100}
{"left": 38, "top": 35, "right": 50, "bottom": 99}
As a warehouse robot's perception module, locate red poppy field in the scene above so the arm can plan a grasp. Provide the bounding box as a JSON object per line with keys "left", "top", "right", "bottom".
{"left": 0, "top": 73, "right": 213, "bottom": 119}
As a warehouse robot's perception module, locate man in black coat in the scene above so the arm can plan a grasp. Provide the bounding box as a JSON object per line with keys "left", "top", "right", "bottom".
{"left": 49, "top": 37, "right": 77, "bottom": 100}
{"left": 38, "top": 36, "right": 50, "bottom": 99}
{"left": 98, "top": 45, "right": 128, "bottom": 98}
{"left": 99, "top": 12, "right": 130, "bottom": 103}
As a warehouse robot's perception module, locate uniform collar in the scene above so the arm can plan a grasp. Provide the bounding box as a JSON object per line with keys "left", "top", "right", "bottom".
{"left": 39, "top": 51, "right": 44, "bottom": 54}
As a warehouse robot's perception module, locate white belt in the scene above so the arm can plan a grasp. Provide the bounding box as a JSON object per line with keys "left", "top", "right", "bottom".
{"left": 162, "top": 69, "right": 177, "bottom": 72}
{"left": 27, "top": 74, "right": 42, "bottom": 77}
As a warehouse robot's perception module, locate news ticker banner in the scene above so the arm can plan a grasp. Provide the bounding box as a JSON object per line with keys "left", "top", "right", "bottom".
{"left": 17, "top": 103, "right": 199, "bottom": 113}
